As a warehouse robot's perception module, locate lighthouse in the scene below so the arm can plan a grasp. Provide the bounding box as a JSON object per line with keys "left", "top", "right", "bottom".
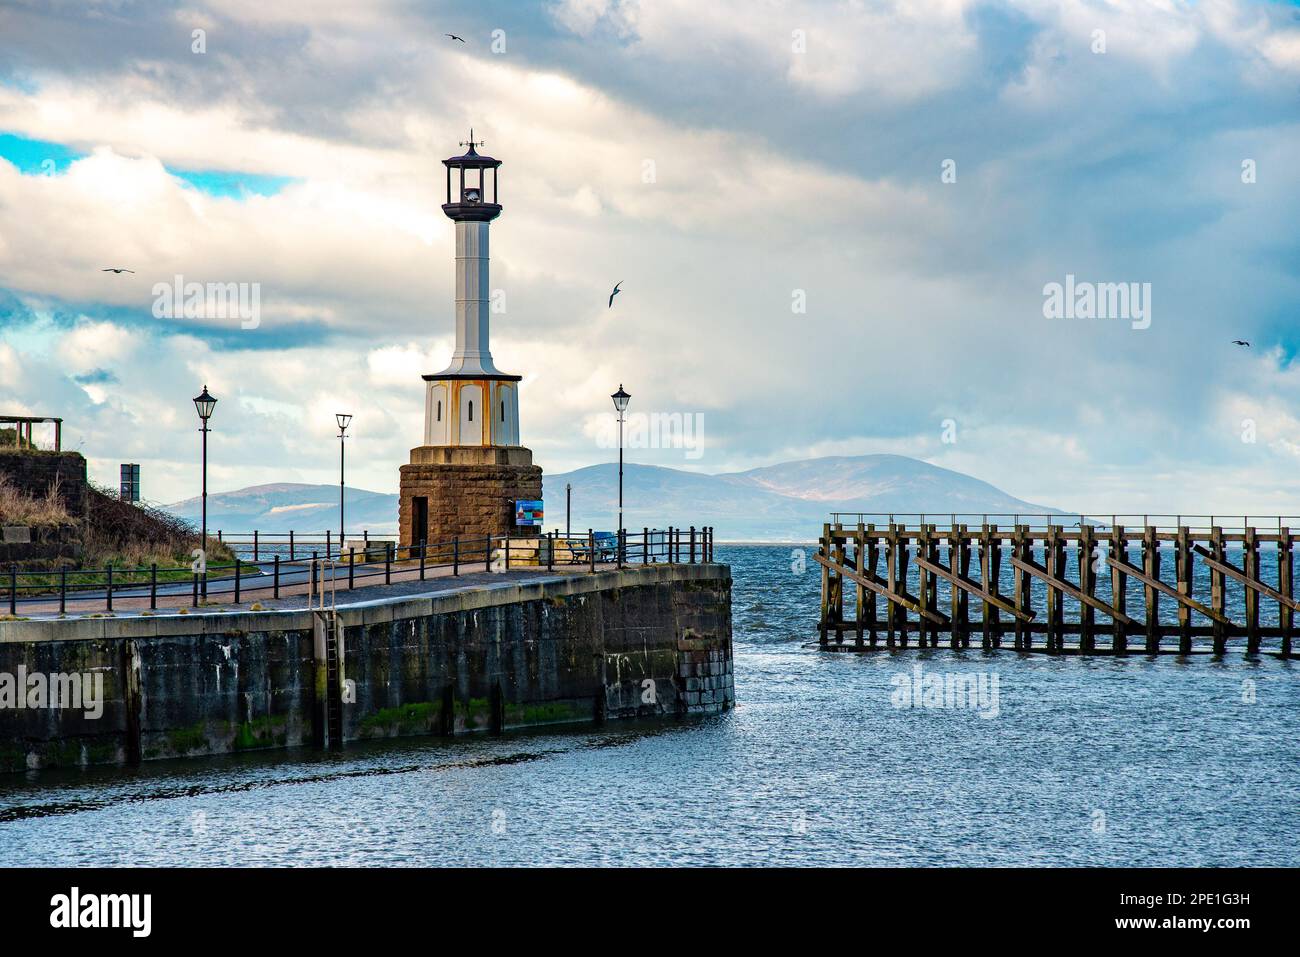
{"left": 398, "top": 134, "right": 542, "bottom": 553}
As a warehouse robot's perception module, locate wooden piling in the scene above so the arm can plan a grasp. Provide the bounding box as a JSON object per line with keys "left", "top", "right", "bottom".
{"left": 1210, "top": 526, "right": 1227, "bottom": 655}
{"left": 1280, "top": 526, "right": 1293, "bottom": 659}
{"left": 1143, "top": 525, "right": 1160, "bottom": 654}
{"left": 1244, "top": 526, "right": 1260, "bottom": 654}
{"left": 854, "top": 522, "right": 866, "bottom": 649}
{"left": 1176, "top": 526, "right": 1192, "bottom": 655}
{"left": 866, "top": 525, "right": 879, "bottom": 647}
{"left": 1110, "top": 524, "right": 1128, "bottom": 654}
{"left": 1079, "top": 524, "right": 1096, "bottom": 653}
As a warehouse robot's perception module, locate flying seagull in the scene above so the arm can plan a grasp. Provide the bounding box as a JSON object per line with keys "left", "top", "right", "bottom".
{"left": 608, "top": 281, "right": 623, "bottom": 308}
{"left": 446, "top": 33, "right": 465, "bottom": 42}
{"left": 101, "top": 267, "right": 134, "bottom": 274}
{"left": 1231, "top": 340, "right": 1251, "bottom": 347}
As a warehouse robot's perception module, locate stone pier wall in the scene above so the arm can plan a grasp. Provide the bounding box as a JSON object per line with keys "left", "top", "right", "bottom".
{"left": 0, "top": 563, "right": 732, "bottom": 773}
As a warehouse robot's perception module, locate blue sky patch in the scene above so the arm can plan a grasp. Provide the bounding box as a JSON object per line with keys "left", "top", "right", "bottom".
{"left": 0, "top": 132, "right": 83, "bottom": 174}
{"left": 170, "top": 168, "right": 298, "bottom": 198}
{"left": 0, "top": 131, "right": 295, "bottom": 197}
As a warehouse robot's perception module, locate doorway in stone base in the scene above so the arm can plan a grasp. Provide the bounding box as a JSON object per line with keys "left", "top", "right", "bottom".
{"left": 412, "top": 496, "right": 428, "bottom": 556}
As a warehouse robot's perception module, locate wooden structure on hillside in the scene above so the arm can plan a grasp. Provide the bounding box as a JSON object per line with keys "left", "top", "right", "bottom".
{"left": 0, "top": 415, "right": 62, "bottom": 451}
{"left": 816, "top": 516, "right": 1297, "bottom": 657}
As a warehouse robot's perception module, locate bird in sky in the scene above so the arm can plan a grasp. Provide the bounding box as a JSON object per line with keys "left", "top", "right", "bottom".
{"left": 1231, "top": 340, "right": 1251, "bottom": 347}
{"left": 446, "top": 33, "right": 465, "bottom": 42}
{"left": 608, "top": 281, "right": 623, "bottom": 308}
{"left": 101, "top": 267, "right": 134, "bottom": 274}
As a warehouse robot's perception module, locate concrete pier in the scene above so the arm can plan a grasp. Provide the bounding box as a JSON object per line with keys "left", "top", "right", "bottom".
{"left": 0, "top": 563, "right": 733, "bottom": 772}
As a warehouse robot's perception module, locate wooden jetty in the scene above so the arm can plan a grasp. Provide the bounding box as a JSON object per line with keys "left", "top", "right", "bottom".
{"left": 816, "top": 513, "right": 1297, "bottom": 657}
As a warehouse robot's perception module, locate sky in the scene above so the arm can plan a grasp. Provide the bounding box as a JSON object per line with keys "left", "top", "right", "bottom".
{"left": 0, "top": 0, "right": 1298, "bottom": 515}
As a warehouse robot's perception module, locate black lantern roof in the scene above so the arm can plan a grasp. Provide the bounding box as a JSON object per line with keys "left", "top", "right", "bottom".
{"left": 443, "top": 132, "right": 501, "bottom": 170}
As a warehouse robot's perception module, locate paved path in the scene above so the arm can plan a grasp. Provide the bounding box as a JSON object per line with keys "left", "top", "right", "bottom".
{"left": 7, "top": 558, "right": 676, "bottom": 618}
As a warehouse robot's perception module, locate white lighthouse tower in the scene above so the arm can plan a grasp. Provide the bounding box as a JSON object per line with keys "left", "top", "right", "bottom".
{"left": 422, "top": 133, "right": 520, "bottom": 447}
{"left": 399, "top": 134, "right": 542, "bottom": 552}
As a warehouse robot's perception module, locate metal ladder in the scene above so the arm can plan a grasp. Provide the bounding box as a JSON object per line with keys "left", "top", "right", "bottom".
{"left": 310, "top": 559, "right": 344, "bottom": 749}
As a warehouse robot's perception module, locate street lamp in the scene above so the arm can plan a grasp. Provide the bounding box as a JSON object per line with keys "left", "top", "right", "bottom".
{"left": 336, "top": 413, "right": 352, "bottom": 548}
{"left": 611, "top": 385, "right": 630, "bottom": 564}
{"left": 192, "top": 385, "right": 217, "bottom": 597}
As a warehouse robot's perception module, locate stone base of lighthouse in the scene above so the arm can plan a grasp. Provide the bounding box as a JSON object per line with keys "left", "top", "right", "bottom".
{"left": 398, "top": 445, "right": 543, "bottom": 551}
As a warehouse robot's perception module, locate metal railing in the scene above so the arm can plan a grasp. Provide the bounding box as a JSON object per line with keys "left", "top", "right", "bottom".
{"left": 3, "top": 525, "right": 716, "bottom": 614}
{"left": 828, "top": 513, "right": 1300, "bottom": 534}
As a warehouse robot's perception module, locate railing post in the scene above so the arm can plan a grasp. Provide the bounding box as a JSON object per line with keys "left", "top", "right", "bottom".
{"left": 149, "top": 564, "right": 156, "bottom": 611}
{"left": 690, "top": 526, "right": 696, "bottom": 564}
{"left": 504, "top": 535, "right": 511, "bottom": 571}
{"left": 547, "top": 531, "right": 554, "bottom": 571}
{"left": 386, "top": 543, "right": 392, "bottom": 584}
{"left": 273, "top": 555, "right": 280, "bottom": 598}
{"left": 61, "top": 566, "right": 68, "bottom": 615}
{"left": 8, "top": 565, "right": 16, "bottom": 616}
{"left": 253, "top": 529, "right": 259, "bottom": 562}
{"left": 106, "top": 564, "right": 113, "bottom": 612}
{"left": 326, "top": 530, "right": 332, "bottom": 560}
{"left": 348, "top": 547, "right": 355, "bottom": 589}
{"left": 485, "top": 536, "right": 492, "bottom": 574}
{"left": 589, "top": 529, "right": 595, "bottom": 573}
{"left": 192, "top": 572, "right": 199, "bottom": 607}
{"left": 453, "top": 536, "right": 460, "bottom": 576}
{"left": 643, "top": 527, "right": 649, "bottom": 565}
{"left": 289, "top": 530, "right": 295, "bottom": 562}
{"left": 419, "top": 542, "right": 426, "bottom": 580}
{"left": 234, "top": 558, "right": 242, "bottom": 604}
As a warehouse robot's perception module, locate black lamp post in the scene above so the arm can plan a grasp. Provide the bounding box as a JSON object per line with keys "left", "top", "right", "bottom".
{"left": 192, "top": 385, "right": 217, "bottom": 597}
{"left": 611, "top": 385, "right": 630, "bottom": 564}
{"left": 336, "top": 413, "right": 352, "bottom": 546}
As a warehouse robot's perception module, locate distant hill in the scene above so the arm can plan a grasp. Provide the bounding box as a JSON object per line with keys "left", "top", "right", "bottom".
{"left": 164, "top": 455, "right": 1063, "bottom": 541}
{"left": 165, "top": 482, "right": 398, "bottom": 535}
{"left": 546, "top": 454, "right": 1062, "bottom": 540}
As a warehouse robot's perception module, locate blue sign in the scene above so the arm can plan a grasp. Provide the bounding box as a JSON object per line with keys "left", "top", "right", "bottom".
{"left": 515, "top": 500, "right": 543, "bottom": 526}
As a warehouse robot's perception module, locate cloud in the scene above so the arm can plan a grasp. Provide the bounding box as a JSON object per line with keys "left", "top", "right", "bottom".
{"left": 0, "top": 0, "right": 1299, "bottom": 515}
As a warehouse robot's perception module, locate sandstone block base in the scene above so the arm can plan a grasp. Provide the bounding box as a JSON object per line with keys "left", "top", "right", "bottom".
{"left": 399, "top": 445, "right": 543, "bottom": 550}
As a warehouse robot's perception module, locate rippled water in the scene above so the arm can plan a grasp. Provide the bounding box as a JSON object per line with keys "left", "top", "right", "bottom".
{"left": 1, "top": 544, "right": 1296, "bottom": 866}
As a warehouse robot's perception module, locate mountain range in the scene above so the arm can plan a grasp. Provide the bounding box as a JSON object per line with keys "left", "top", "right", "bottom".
{"left": 165, "top": 454, "right": 1063, "bottom": 541}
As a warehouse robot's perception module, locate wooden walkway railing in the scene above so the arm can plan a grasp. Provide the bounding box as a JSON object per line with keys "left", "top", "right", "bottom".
{"left": 816, "top": 521, "right": 1294, "bottom": 657}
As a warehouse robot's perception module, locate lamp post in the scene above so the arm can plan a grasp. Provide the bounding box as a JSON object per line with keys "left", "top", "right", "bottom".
{"left": 611, "top": 385, "right": 630, "bottom": 564}
{"left": 336, "top": 413, "right": 352, "bottom": 547}
{"left": 192, "top": 385, "right": 217, "bottom": 598}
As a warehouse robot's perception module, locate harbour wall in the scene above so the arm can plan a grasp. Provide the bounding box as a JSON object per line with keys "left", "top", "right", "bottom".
{"left": 0, "top": 563, "right": 733, "bottom": 772}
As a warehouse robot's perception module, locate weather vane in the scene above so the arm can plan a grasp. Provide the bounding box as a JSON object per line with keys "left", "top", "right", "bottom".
{"left": 460, "top": 128, "right": 483, "bottom": 150}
